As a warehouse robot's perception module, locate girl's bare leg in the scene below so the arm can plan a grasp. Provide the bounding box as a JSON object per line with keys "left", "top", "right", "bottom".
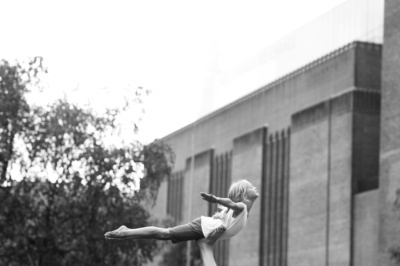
{"left": 104, "top": 226, "right": 170, "bottom": 241}
{"left": 197, "top": 238, "right": 217, "bottom": 266}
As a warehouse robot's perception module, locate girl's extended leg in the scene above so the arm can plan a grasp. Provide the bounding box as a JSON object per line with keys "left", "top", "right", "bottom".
{"left": 104, "top": 226, "right": 171, "bottom": 241}
{"left": 196, "top": 238, "right": 217, "bottom": 266}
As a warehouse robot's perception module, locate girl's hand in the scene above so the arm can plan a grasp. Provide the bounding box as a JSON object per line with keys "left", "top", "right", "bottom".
{"left": 200, "top": 192, "right": 218, "bottom": 203}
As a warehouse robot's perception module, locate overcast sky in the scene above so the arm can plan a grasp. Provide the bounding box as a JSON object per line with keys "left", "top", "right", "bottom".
{"left": 0, "top": 0, "right": 347, "bottom": 143}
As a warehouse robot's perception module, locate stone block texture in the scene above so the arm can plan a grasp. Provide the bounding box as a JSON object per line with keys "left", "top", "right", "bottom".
{"left": 379, "top": 0, "right": 400, "bottom": 265}
{"left": 289, "top": 89, "right": 380, "bottom": 266}
{"left": 183, "top": 149, "right": 214, "bottom": 222}
{"left": 229, "top": 127, "right": 266, "bottom": 266}
{"left": 289, "top": 102, "right": 331, "bottom": 266}
{"left": 152, "top": 42, "right": 383, "bottom": 266}
{"left": 353, "top": 190, "right": 379, "bottom": 266}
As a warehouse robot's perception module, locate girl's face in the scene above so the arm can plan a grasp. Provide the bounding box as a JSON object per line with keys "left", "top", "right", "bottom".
{"left": 245, "top": 182, "right": 259, "bottom": 200}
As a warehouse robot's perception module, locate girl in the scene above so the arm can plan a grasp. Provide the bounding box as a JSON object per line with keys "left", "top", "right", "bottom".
{"left": 104, "top": 179, "right": 259, "bottom": 266}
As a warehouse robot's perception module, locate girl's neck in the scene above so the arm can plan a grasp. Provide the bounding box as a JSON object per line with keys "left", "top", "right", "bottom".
{"left": 245, "top": 200, "right": 254, "bottom": 213}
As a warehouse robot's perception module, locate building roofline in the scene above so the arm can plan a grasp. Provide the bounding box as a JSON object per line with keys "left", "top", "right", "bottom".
{"left": 161, "top": 41, "right": 382, "bottom": 141}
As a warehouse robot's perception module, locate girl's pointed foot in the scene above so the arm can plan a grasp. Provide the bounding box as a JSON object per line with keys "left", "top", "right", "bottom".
{"left": 104, "top": 225, "right": 128, "bottom": 239}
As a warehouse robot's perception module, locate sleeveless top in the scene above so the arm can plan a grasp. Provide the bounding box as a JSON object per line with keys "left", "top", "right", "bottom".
{"left": 200, "top": 205, "right": 248, "bottom": 240}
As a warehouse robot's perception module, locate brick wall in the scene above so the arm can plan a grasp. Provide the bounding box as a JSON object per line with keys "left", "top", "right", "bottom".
{"left": 288, "top": 89, "right": 380, "bottom": 266}
{"left": 289, "top": 102, "right": 330, "bottom": 266}
{"left": 353, "top": 189, "right": 379, "bottom": 266}
{"left": 151, "top": 42, "right": 383, "bottom": 266}
{"left": 379, "top": 0, "right": 400, "bottom": 265}
{"left": 229, "top": 127, "right": 266, "bottom": 266}
{"left": 184, "top": 149, "right": 214, "bottom": 222}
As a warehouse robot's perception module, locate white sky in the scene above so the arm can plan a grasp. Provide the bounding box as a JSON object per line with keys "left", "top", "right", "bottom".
{"left": 0, "top": 0, "right": 347, "bottom": 143}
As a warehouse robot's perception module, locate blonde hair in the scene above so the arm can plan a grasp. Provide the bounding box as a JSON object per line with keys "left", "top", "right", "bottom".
{"left": 212, "top": 179, "right": 251, "bottom": 220}
{"left": 227, "top": 179, "right": 251, "bottom": 204}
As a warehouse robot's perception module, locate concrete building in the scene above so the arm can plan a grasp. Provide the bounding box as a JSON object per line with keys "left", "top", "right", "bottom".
{"left": 148, "top": 0, "right": 400, "bottom": 265}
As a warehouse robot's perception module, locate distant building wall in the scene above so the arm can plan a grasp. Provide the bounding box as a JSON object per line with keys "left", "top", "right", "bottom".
{"left": 210, "top": 151, "right": 232, "bottom": 266}
{"left": 288, "top": 90, "right": 380, "bottom": 266}
{"left": 229, "top": 127, "right": 266, "bottom": 266}
{"left": 260, "top": 129, "right": 290, "bottom": 266}
{"left": 289, "top": 102, "right": 330, "bottom": 266}
{"left": 156, "top": 42, "right": 382, "bottom": 266}
{"left": 353, "top": 189, "right": 379, "bottom": 266}
{"left": 379, "top": 0, "right": 400, "bottom": 265}
{"left": 163, "top": 42, "right": 381, "bottom": 166}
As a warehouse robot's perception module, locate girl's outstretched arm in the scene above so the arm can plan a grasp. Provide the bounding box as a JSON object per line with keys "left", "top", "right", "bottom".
{"left": 200, "top": 192, "right": 245, "bottom": 213}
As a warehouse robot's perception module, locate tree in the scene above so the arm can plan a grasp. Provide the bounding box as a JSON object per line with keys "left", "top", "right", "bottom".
{"left": 0, "top": 59, "right": 175, "bottom": 266}
{"left": 0, "top": 57, "right": 46, "bottom": 182}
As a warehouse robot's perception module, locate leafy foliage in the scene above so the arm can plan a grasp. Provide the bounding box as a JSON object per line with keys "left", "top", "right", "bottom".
{"left": 0, "top": 57, "right": 46, "bottom": 182}
{"left": 0, "top": 178, "right": 158, "bottom": 266}
{"left": 0, "top": 59, "right": 175, "bottom": 266}
{"left": 139, "top": 141, "right": 175, "bottom": 205}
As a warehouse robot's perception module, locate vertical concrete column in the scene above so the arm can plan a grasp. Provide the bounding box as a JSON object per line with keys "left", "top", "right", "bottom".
{"left": 353, "top": 190, "right": 379, "bottom": 266}
{"left": 167, "top": 174, "right": 172, "bottom": 217}
{"left": 268, "top": 136, "right": 277, "bottom": 266}
{"left": 229, "top": 126, "right": 267, "bottom": 266}
{"left": 178, "top": 171, "right": 184, "bottom": 222}
{"left": 210, "top": 155, "right": 219, "bottom": 216}
{"left": 282, "top": 129, "right": 290, "bottom": 266}
{"left": 261, "top": 129, "right": 290, "bottom": 266}
{"left": 260, "top": 138, "right": 271, "bottom": 266}
{"left": 327, "top": 95, "right": 353, "bottom": 266}
{"left": 212, "top": 151, "right": 232, "bottom": 266}
{"left": 289, "top": 92, "right": 356, "bottom": 266}
{"left": 218, "top": 154, "right": 224, "bottom": 197}
{"left": 288, "top": 102, "right": 331, "bottom": 266}
{"left": 184, "top": 149, "right": 214, "bottom": 221}
{"left": 275, "top": 132, "right": 284, "bottom": 266}
{"left": 379, "top": 0, "right": 400, "bottom": 265}
{"left": 171, "top": 176, "right": 177, "bottom": 220}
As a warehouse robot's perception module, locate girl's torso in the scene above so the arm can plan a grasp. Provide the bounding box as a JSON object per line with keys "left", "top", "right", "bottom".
{"left": 201, "top": 205, "right": 248, "bottom": 240}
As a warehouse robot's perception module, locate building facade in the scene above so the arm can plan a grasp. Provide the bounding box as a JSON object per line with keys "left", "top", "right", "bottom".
{"left": 149, "top": 1, "right": 400, "bottom": 265}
